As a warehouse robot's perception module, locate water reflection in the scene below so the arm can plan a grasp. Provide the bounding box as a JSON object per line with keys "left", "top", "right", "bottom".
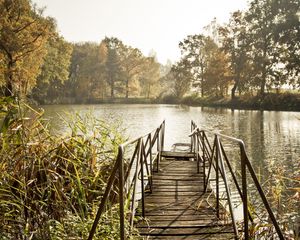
{"left": 43, "top": 104, "right": 300, "bottom": 180}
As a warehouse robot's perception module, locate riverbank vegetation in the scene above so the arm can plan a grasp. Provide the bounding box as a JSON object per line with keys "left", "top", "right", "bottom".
{"left": 177, "top": 92, "right": 300, "bottom": 111}
{"left": 1, "top": 0, "right": 299, "bottom": 111}
{"left": 0, "top": 97, "right": 140, "bottom": 239}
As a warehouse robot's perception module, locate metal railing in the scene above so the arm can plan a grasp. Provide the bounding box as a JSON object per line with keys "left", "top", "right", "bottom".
{"left": 190, "top": 120, "right": 284, "bottom": 240}
{"left": 88, "top": 121, "right": 165, "bottom": 240}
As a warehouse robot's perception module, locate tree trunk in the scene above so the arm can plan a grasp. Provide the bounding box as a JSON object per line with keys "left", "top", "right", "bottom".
{"left": 147, "top": 84, "right": 151, "bottom": 99}
{"left": 201, "top": 76, "right": 204, "bottom": 98}
{"left": 260, "top": 68, "right": 266, "bottom": 96}
{"left": 260, "top": 37, "right": 267, "bottom": 96}
{"left": 125, "top": 79, "right": 129, "bottom": 99}
{"left": 231, "top": 73, "right": 240, "bottom": 99}
{"left": 110, "top": 75, "right": 114, "bottom": 98}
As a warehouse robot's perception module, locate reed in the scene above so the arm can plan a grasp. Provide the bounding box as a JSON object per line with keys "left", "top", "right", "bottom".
{"left": 0, "top": 97, "right": 137, "bottom": 239}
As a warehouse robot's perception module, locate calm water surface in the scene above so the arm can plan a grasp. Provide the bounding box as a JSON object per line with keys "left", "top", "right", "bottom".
{"left": 43, "top": 104, "right": 300, "bottom": 177}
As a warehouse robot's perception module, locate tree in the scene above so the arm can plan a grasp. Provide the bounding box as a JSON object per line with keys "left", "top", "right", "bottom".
{"left": 159, "top": 60, "right": 173, "bottom": 97}
{"left": 0, "top": 0, "right": 53, "bottom": 96}
{"left": 245, "top": 0, "right": 278, "bottom": 95}
{"left": 139, "top": 56, "right": 160, "bottom": 98}
{"left": 170, "top": 58, "right": 193, "bottom": 98}
{"left": 271, "top": 0, "right": 300, "bottom": 87}
{"left": 119, "top": 45, "right": 145, "bottom": 98}
{"left": 204, "top": 48, "right": 230, "bottom": 97}
{"left": 179, "top": 35, "right": 217, "bottom": 97}
{"left": 32, "top": 34, "right": 72, "bottom": 102}
{"left": 102, "top": 37, "right": 124, "bottom": 98}
{"left": 68, "top": 42, "right": 102, "bottom": 102}
{"left": 219, "top": 11, "right": 249, "bottom": 99}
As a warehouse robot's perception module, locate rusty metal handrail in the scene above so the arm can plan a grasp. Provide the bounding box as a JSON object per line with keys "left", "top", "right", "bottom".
{"left": 88, "top": 120, "right": 165, "bottom": 240}
{"left": 190, "top": 121, "right": 284, "bottom": 240}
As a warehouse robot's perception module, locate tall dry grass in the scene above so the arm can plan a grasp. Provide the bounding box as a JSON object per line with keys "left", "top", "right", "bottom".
{"left": 0, "top": 97, "right": 134, "bottom": 239}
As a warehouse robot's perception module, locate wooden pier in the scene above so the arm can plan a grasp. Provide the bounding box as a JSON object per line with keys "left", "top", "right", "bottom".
{"left": 88, "top": 120, "right": 284, "bottom": 240}
{"left": 136, "top": 154, "right": 236, "bottom": 239}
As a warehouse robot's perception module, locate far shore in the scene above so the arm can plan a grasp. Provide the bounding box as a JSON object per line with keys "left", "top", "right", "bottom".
{"left": 36, "top": 92, "right": 300, "bottom": 112}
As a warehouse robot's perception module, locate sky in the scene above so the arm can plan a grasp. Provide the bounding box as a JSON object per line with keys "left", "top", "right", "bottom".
{"left": 32, "top": 0, "right": 249, "bottom": 64}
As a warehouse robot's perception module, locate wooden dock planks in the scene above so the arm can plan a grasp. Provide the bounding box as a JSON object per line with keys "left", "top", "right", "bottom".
{"left": 135, "top": 158, "right": 236, "bottom": 239}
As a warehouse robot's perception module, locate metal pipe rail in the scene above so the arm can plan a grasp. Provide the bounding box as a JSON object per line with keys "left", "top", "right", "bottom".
{"left": 88, "top": 121, "right": 165, "bottom": 240}
{"left": 190, "top": 120, "right": 284, "bottom": 240}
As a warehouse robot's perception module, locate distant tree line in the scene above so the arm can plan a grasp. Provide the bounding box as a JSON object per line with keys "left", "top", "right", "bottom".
{"left": 32, "top": 37, "right": 164, "bottom": 103}
{"left": 0, "top": 0, "right": 163, "bottom": 103}
{"left": 0, "top": 0, "right": 299, "bottom": 103}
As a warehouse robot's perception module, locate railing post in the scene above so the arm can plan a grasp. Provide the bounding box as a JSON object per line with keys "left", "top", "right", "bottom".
{"left": 191, "top": 121, "right": 193, "bottom": 151}
{"left": 119, "top": 146, "right": 125, "bottom": 240}
{"left": 195, "top": 131, "right": 199, "bottom": 173}
{"left": 130, "top": 141, "right": 140, "bottom": 228}
{"left": 201, "top": 132, "right": 206, "bottom": 190}
{"left": 140, "top": 140, "right": 146, "bottom": 218}
{"left": 87, "top": 148, "right": 121, "bottom": 240}
{"left": 149, "top": 133, "right": 153, "bottom": 193}
{"left": 240, "top": 145, "right": 249, "bottom": 240}
{"left": 245, "top": 152, "right": 285, "bottom": 240}
{"left": 157, "top": 128, "right": 160, "bottom": 172}
{"left": 216, "top": 136, "right": 239, "bottom": 239}
{"left": 215, "top": 136, "right": 220, "bottom": 218}
{"left": 161, "top": 120, "right": 165, "bottom": 151}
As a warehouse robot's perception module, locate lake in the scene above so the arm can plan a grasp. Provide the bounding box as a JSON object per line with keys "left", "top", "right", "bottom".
{"left": 43, "top": 104, "right": 300, "bottom": 167}
{"left": 43, "top": 104, "right": 300, "bottom": 223}
{"left": 42, "top": 104, "right": 299, "bottom": 185}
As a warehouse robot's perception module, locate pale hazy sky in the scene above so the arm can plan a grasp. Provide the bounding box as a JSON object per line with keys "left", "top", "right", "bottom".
{"left": 32, "top": 0, "right": 249, "bottom": 64}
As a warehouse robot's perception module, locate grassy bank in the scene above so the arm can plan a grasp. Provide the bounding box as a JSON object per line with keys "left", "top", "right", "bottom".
{"left": 35, "top": 97, "right": 159, "bottom": 105}
{"left": 0, "top": 97, "right": 139, "bottom": 239}
{"left": 178, "top": 92, "right": 300, "bottom": 111}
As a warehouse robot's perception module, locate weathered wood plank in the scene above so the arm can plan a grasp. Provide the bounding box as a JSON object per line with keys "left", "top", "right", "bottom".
{"left": 140, "top": 215, "right": 221, "bottom": 221}
{"left": 152, "top": 180, "right": 204, "bottom": 186}
{"left": 154, "top": 173, "right": 203, "bottom": 177}
{"left": 153, "top": 176, "right": 203, "bottom": 181}
{"left": 161, "top": 151, "right": 195, "bottom": 158}
{"left": 159, "top": 160, "right": 197, "bottom": 165}
{"left": 147, "top": 192, "right": 204, "bottom": 197}
{"left": 137, "top": 220, "right": 230, "bottom": 227}
{"left": 140, "top": 233, "right": 235, "bottom": 240}
{"left": 151, "top": 185, "right": 204, "bottom": 191}
{"left": 135, "top": 155, "right": 234, "bottom": 239}
{"left": 138, "top": 224, "right": 233, "bottom": 235}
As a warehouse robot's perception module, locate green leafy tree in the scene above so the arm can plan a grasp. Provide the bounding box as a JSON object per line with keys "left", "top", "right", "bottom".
{"left": 119, "top": 45, "right": 145, "bottom": 98}
{"left": 102, "top": 37, "right": 123, "bottom": 98}
{"left": 32, "top": 34, "right": 72, "bottom": 102}
{"left": 170, "top": 58, "right": 193, "bottom": 98}
{"left": 271, "top": 0, "right": 300, "bottom": 87}
{"left": 204, "top": 48, "right": 230, "bottom": 97}
{"left": 245, "top": 0, "right": 278, "bottom": 95}
{"left": 179, "top": 35, "right": 217, "bottom": 97}
{"left": 219, "top": 11, "right": 249, "bottom": 98}
{"left": 0, "top": 0, "right": 53, "bottom": 96}
{"left": 68, "top": 42, "right": 103, "bottom": 102}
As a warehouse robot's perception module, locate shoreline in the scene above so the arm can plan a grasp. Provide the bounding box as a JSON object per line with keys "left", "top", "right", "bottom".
{"left": 37, "top": 93, "right": 300, "bottom": 112}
